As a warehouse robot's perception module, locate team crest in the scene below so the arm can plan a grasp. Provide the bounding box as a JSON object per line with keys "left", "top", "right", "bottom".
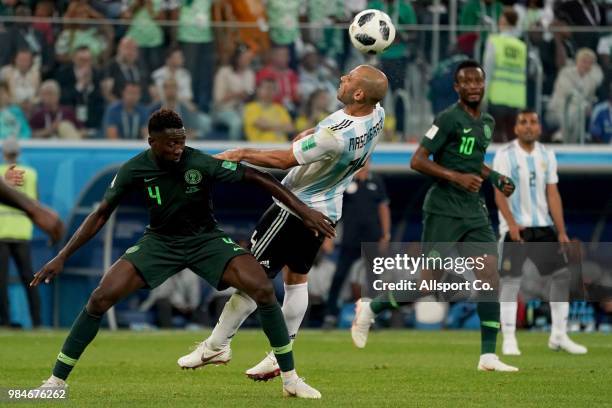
{"left": 483, "top": 124, "right": 492, "bottom": 140}
{"left": 184, "top": 169, "right": 202, "bottom": 185}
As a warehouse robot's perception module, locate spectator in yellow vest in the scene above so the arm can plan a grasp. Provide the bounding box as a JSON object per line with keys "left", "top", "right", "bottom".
{"left": 0, "top": 138, "right": 41, "bottom": 328}
{"left": 483, "top": 8, "right": 527, "bottom": 142}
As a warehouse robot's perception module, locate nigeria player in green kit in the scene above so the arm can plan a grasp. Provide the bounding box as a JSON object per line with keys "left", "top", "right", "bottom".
{"left": 30, "top": 110, "right": 334, "bottom": 398}
{"left": 352, "top": 61, "right": 519, "bottom": 372}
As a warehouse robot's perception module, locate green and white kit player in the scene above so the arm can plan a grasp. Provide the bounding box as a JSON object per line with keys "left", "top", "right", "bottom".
{"left": 352, "top": 60, "right": 519, "bottom": 372}
{"left": 30, "top": 109, "right": 335, "bottom": 398}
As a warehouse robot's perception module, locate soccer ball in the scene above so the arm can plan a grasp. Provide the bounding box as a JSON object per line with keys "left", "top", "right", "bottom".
{"left": 349, "top": 9, "right": 396, "bottom": 55}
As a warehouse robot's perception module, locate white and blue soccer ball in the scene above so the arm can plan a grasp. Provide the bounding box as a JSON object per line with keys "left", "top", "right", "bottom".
{"left": 349, "top": 9, "right": 396, "bottom": 55}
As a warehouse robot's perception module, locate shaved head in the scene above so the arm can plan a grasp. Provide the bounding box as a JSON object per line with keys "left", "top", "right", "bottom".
{"left": 337, "top": 64, "right": 388, "bottom": 107}
{"left": 354, "top": 65, "right": 388, "bottom": 105}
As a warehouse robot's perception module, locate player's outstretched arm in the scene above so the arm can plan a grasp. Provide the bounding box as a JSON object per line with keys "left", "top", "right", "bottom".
{"left": 243, "top": 167, "right": 336, "bottom": 238}
{"left": 481, "top": 164, "right": 515, "bottom": 197}
{"left": 410, "top": 145, "right": 483, "bottom": 192}
{"left": 0, "top": 178, "right": 64, "bottom": 243}
{"left": 30, "top": 200, "right": 115, "bottom": 286}
{"left": 214, "top": 147, "right": 298, "bottom": 170}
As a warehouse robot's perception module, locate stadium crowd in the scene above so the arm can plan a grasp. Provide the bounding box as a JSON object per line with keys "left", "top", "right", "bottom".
{"left": 0, "top": 0, "right": 610, "bottom": 143}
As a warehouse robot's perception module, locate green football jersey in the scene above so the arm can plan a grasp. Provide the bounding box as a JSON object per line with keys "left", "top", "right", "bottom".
{"left": 419, "top": 102, "right": 495, "bottom": 219}
{"left": 103, "top": 146, "right": 245, "bottom": 236}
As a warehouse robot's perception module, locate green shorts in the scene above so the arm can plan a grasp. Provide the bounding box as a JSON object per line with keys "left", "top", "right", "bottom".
{"left": 421, "top": 211, "right": 498, "bottom": 258}
{"left": 121, "top": 229, "right": 250, "bottom": 289}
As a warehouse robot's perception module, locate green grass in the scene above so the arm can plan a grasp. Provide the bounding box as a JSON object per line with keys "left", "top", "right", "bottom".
{"left": 0, "top": 329, "right": 610, "bottom": 407}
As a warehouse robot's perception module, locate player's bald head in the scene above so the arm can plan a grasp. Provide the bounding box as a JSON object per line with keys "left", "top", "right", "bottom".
{"left": 353, "top": 65, "right": 388, "bottom": 105}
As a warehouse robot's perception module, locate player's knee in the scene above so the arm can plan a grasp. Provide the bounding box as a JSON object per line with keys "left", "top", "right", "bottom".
{"left": 87, "top": 287, "right": 116, "bottom": 315}
{"left": 250, "top": 283, "right": 276, "bottom": 306}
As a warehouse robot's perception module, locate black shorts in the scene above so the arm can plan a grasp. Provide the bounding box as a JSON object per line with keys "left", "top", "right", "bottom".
{"left": 500, "top": 226, "right": 568, "bottom": 277}
{"left": 250, "top": 204, "right": 325, "bottom": 278}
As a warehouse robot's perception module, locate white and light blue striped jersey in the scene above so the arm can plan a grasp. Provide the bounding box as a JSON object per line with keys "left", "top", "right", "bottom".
{"left": 493, "top": 139, "right": 558, "bottom": 235}
{"left": 274, "top": 105, "right": 385, "bottom": 222}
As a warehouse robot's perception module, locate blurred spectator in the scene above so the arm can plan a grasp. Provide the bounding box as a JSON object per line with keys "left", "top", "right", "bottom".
{"left": 295, "top": 89, "right": 331, "bottom": 133}
{"left": 298, "top": 44, "right": 338, "bottom": 109}
{"left": 2, "top": 2, "right": 54, "bottom": 78}
{"left": 212, "top": 45, "right": 255, "bottom": 140}
{"left": 0, "top": 81, "right": 31, "bottom": 139}
{"left": 102, "top": 36, "right": 148, "bottom": 103}
{"left": 177, "top": 0, "right": 214, "bottom": 112}
{"left": 0, "top": 137, "right": 41, "bottom": 328}
{"left": 150, "top": 77, "right": 211, "bottom": 139}
{"left": 103, "top": 82, "right": 148, "bottom": 139}
{"left": 152, "top": 47, "right": 196, "bottom": 111}
{"left": 55, "top": 46, "right": 105, "bottom": 132}
{"left": 122, "top": 0, "right": 165, "bottom": 75}
{"left": 429, "top": 49, "right": 469, "bottom": 115}
{"left": 0, "top": 49, "right": 40, "bottom": 113}
{"left": 243, "top": 78, "right": 293, "bottom": 143}
{"left": 368, "top": 0, "right": 418, "bottom": 92}
{"left": 483, "top": 8, "right": 527, "bottom": 142}
{"left": 32, "top": 1, "right": 56, "bottom": 46}
{"left": 513, "top": 0, "right": 553, "bottom": 36}
{"left": 554, "top": 0, "right": 606, "bottom": 53}
{"left": 547, "top": 48, "right": 603, "bottom": 143}
{"left": 139, "top": 268, "right": 203, "bottom": 328}
{"left": 223, "top": 0, "right": 270, "bottom": 56}
{"left": 256, "top": 45, "right": 299, "bottom": 113}
{"left": 459, "top": 0, "right": 503, "bottom": 56}
{"left": 56, "top": 0, "right": 114, "bottom": 64}
{"left": 30, "top": 80, "right": 83, "bottom": 139}
{"left": 597, "top": 33, "right": 612, "bottom": 91}
{"left": 589, "top": 83, "right": 612, "bottom": 144}
{"left": 266, "top": 0, "right": 300, "bottom": 67}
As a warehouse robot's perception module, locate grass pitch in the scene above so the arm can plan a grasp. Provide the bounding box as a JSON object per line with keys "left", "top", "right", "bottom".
{"left": 0, "top": 329, "right": 610, "bottom": 407}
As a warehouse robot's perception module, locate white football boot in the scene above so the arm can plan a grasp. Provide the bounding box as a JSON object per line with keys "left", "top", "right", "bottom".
{"left": 477, "top": 354, "right": 519, "bottom": 372}
{"left": 548, "top": 334, "right": 588, "bottom": 354}
{"left": 282, "top": 377, "right": 322, "bottom": 399}
{"left": 245, "top": 352, "right": 280, "bottom": 381}
{"left": 36, "top": 375, "right": 67, "bottom": 392}
{"left": 177, "top": 341, "right": 231, "bottom": 369}
{"left": 351, "top": 298, "right": 375, "bottom": 349}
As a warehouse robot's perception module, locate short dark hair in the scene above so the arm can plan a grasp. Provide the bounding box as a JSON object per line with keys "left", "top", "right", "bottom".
{"left": 74, "top": 45, "right": 91, "bottom": 54}
{"left": 454, "top": 60, "right": 485, "bottom": 82}
{"left": 515, "top": 109, "right": 538, "bottom": 123}
{"left": 148, "top": 109, "right": 183, "bottom": 135}
{"left": 165, "top": 46, "right": 181, "bottom": 61}
{"left": 502, "top": 7, "right": 519, "bottom": 27}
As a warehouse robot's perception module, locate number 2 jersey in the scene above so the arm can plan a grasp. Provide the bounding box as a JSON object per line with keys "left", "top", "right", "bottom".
{"left": 275, "top": 105, "right": 385, "bottom": 223}
{"left": 420, "top": 102, "right": 495, "bottom": 219}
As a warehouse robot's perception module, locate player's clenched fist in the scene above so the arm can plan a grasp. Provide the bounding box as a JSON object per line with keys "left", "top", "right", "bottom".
{"left": 453, "top": 173, "right": 483, "bottom": 192}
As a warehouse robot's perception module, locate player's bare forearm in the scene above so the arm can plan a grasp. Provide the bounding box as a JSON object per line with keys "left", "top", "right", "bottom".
{"left": 243, "top": 167, "right": 335, "bottom": 238}
{"left": 494, "top": 189, "right": 518, "bottom": 227}
{"left": 215, "top": 148, "right": 298, "bottom": 170}
{"left": 378, "top": 202, "right": 391, "bottom": 240}
{"left": 0, "top": 177, "right": 35, "bottom": 212}
{"left": 546, "top": 184, "right": 567, "bottom": 236}
{"left": 410, "top": 146, "right": 459, "bottom": 182}
{"left": 56, "top": 201, "right": 114, "bottom": 261}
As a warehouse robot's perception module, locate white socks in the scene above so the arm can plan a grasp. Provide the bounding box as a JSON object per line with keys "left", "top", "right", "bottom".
{"left": 205, "top": 282, "right": 308, "bottom": 350}
{"left": 282, "top": 282, "right": 309, "bottom": 340}
{"left": 550, "top": 302, "right": 569, "bottom": 339}
{"left": 206, "top": 290, "right": 257, "bottom": 350}
{"left": 500, "top": 277, "right": 521, "bottom": 338}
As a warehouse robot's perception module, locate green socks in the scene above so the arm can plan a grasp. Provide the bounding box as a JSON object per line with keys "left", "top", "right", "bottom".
{"left": 370, "top": 292, "right": 401, "bottom": 314}
{"left": 477, "top": 302, "right": 500, "bottom": 354}
{"left": 258, "top": 302, "right": 294, "bottom": 372}
{"left": 52, "top": 307, "right": 102, "bottom": 380}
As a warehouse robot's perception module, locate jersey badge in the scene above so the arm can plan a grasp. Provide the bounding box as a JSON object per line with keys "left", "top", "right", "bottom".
{"left": 184, "top": 169, "right": 203, "bottom": 185}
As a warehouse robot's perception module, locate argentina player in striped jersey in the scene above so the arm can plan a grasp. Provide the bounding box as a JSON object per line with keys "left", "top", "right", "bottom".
{"left": 178, "top": 65, "right": 388, "bottom": 383}
{"left": 494, "top": 109, "right": 587, "bottom": 356}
